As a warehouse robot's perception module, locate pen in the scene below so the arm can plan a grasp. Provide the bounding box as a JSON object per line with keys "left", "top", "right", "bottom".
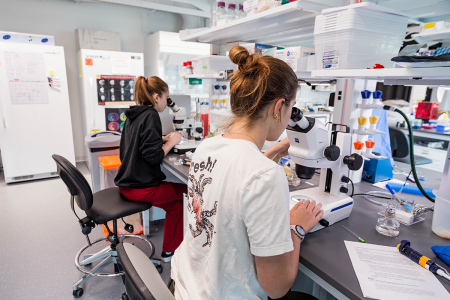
{"left": 342, "top": 225, "right": 365, "bottom": 243}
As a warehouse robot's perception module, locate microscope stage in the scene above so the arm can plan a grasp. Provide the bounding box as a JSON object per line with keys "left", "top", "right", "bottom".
{"left": 289, "top": 187, "right": 354, "bottom": 233}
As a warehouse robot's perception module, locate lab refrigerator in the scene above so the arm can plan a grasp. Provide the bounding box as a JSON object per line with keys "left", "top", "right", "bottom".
{"left": 0, "top": 43, "right": 75, "bottom": 183}
{"left": 77, "top": 49, "right": 144, "bottom": 136}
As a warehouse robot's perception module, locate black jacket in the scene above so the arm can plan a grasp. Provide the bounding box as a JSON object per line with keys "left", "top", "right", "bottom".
{"left": 114, "top": 106, "right": 166, "bottom": 188}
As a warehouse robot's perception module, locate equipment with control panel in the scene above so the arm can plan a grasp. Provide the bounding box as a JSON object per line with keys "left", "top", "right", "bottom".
{"left": 287, "top": 107, "right": 363, "bottom": 232}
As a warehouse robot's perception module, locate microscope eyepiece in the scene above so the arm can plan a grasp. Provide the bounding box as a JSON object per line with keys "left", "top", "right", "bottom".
{"left": 291, "top": 107, "right": 303, "bottom": 122}
{"left": 290, "top": 107, "right": 310, "bottom": 129}
{"left": 166, "top": 97, "right": 180, "bottom": 112}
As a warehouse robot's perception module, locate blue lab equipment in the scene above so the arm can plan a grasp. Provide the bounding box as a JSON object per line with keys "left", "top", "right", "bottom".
{"left": 362, "top": 157, "right": 393, "bottom": 183}
{"left": 431, "top": 245, "right": 450, "bottom": 267}
{"left": 388, "top": 182, "right": 436, "bottom": 198}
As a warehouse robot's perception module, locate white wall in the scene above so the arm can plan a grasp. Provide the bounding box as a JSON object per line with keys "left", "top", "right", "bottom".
{"left": 0, "top": 0, "right": 183, "bottom": 161}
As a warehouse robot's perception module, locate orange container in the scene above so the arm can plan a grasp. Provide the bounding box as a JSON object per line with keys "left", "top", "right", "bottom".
{"left": 98, "top": 155, "right": 144, "bottom": 237}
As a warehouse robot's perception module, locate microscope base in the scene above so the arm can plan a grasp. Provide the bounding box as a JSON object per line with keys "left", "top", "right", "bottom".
{"left": 173, "top": 140, "right": 201, "bottom": 154}
{"left": 289, "top": 187, "right": 354, "bottom": 233}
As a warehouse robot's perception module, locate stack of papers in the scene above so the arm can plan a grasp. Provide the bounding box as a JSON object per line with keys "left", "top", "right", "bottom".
{"left": 345, "top": 241, "right": 450, "bottom": 299}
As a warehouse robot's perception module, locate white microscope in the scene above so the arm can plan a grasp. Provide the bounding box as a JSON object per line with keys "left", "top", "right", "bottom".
{"left": 166, "top": 97, "right": 203, "bottom": 154}
{"left": 287, "top": 107, "right": 363, "bottom": 232}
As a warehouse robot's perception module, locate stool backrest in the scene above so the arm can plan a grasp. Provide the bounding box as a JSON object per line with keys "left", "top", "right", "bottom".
{"left": 52, "top": 154, "right": 93, "bottom": 211}
{"left": 117, "top": 243, "right": 176, "bottom": 300}
{"left": 389, "top": 127, "right": 409, "bottom": 158}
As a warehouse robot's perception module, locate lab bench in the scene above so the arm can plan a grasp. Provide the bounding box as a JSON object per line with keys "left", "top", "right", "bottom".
{"left": 162, "top": 153, "right": 450, "bottom": 300}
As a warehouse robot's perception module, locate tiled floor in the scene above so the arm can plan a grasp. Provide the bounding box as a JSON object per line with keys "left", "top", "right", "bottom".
{"left": 0, "top": 162, "right": 170, "bottom": 300}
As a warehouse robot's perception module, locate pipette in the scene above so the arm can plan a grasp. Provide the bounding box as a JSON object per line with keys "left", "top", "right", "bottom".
{"left": 342, "top": 225, "right": 365, "bottom": 243}
{"left": 398, "top": 240, "right": 450, "bottom": 281}
{"left": 386, "top": 183, "right": 413, "bottom": 213}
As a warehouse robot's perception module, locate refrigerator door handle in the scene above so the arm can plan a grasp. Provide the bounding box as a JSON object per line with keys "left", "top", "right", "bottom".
{"left": 0, "top": 94, "right": 7, "bottom": 128}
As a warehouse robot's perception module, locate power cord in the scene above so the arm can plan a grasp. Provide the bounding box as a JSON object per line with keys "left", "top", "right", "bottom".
{"left": 349, "top": 178, "right": 354, "bottom": 197}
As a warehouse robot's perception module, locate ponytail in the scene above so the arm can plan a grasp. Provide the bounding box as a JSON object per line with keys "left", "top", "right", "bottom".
{"left": 134, "top": 76, "right": 168, "bottom": 106}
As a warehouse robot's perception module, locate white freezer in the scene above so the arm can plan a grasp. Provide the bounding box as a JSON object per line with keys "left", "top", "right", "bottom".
{"left": 77, "top": 49, "right": 144, "bottom": 136}
{"left": 0, "top": 43, "right": 75, "bottom": 183}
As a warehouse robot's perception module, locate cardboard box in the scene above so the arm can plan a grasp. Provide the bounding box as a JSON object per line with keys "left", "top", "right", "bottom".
{"left": 284, "top": 46, "right": 315, "bottom": 71}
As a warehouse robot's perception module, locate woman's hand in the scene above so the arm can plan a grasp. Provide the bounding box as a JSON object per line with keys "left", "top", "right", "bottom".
{"left": 168, "top": 131, "right": 182, "bottom": 145}
{"left": 163, "top": 132, "right": 175, "bottom": 143}
{"left": 264, "top": 137, "right": 290, "bottom": 162}
{"left": 290, "top": 200, "right": 323, "bottom": 234}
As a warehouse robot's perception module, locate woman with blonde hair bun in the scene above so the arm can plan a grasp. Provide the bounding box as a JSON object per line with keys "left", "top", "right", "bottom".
{"left": 170, "top": 47, "right": 323, "bottom": 300}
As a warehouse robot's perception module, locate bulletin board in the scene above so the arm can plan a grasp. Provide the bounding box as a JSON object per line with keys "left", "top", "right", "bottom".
{"left": 105, "top": 108, "right": 128, "bottom": 132}
{"left": 97, "top": 75, "right": 135, "bottom": 104}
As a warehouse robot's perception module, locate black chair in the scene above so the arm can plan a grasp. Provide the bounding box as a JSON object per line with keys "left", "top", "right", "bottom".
{"left": 389, "top": 127, "right": 433, "bottom": 165}
{"left": 117, "top": 242, "right": 176, "bottom": 300}
{"left": 52, "top": 154, "right": 160, "bottom": 298}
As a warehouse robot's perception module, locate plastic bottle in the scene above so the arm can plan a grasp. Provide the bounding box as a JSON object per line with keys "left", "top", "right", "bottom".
{"left": 186, "top": 61, "right": 193, "bottom": 75}
{"left": 238, "top": 5, "right": 246, "bottom": 18}
{"left": 200, "top": 102, "right": 210, "bottom": 137}
{"left": 227, "top": 4, "right": 239, "bottom": 23}
{"left": 221, "top": 85, "right": 229, "bottom": 110}
{"left": 216, "top": 2, "right": 227, "bottom": 26}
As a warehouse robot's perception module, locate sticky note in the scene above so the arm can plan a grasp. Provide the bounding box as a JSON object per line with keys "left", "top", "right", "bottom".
{"left": 85, "top": 58, "right": 93, "bottom": 66}
{"left": 50, "top": 70, "right": 54, "bottom": 77}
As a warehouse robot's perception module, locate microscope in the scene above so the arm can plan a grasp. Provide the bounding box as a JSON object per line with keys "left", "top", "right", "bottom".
{"left": 166, "top": 97, "right": 203, "bottom": 154}
{"left": 287, "top": 107, "right": 363, "bottom": 232}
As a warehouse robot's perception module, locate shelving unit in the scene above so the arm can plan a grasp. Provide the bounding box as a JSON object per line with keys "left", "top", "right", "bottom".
{"left": 311, "top": 67, "right": 450, "bottom": 85}
{"left": 184, "top": 74, "right": 228, "bottom": 80}
{"left": 180, "top": 1, "right": 332, "bottom": 47}
{"left": 412, "top": 28, "right": 450, "bottom": 45}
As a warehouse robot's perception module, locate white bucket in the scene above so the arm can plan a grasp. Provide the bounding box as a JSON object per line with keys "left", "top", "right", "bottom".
{"left": 432, "top": 190, "right": 450, "bottom": 239}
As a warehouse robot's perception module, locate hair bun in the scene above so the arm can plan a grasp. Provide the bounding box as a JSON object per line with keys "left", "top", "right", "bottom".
{"left": 229, "top": 46, "right": 252, "bottom": 68}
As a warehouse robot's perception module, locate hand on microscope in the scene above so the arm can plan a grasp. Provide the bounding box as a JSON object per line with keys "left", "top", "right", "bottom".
{"left": 290, "top": 200, "right": 324, "bottom": 234}
{"left": 264, "top": 137, "right": 290, "bottom": 162}
{"left": 163, "top": 131, "right": 180, "bottom": 143}
{"left": 162, "top": 131, "right": 182, "bottom": 156}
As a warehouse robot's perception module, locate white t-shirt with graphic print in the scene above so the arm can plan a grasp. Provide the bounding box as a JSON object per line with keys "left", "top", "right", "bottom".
{"left": 171, "top": 135, "right": 293, "bottom": 300}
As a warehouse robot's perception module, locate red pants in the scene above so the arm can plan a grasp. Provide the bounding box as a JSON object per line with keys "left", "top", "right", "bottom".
{"left": 119, "top": 182, "right": 186, "bottom": 252}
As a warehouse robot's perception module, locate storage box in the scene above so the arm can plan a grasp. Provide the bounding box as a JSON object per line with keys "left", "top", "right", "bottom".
{"left": 193, "top": 55, "right": 237, "bottom": 75}
{"left": 415, "top": 102, "right": 439, "bottom": 120}
{"left": 314, "top": 29, "right": 402, "bottom": 69}
{"left": 313, "top": 3, "right": 408, "bottom": 70}
{"left": 75, "top": 28, "right": 121, "bottom": 52}
{"left": 284, "top": 46, "right": 315, "bottom": 71}
{"left": 240, "top": 43, "right": 276, "bottom": 55}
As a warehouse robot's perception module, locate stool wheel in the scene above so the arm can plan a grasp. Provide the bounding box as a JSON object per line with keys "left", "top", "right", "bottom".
{"left": 73, "top": 287, "right": 83, "bottom": 298}
{"left": 121, "top": 292, "right": 130, "bottom": 300}
{"left": 153, "top": 220, "right": 160, "bottom": 225}
{"left": 155, "top": 264, "right": 163, "bottom": 274}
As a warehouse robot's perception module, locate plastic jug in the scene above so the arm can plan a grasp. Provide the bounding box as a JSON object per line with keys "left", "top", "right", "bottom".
{"left": 432, "top": 190, "right": 450, "bottom": 239}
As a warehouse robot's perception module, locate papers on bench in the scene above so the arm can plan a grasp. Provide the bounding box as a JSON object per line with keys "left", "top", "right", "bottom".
{"left": 345, "top": 241, "right": 450, "bottom": 300}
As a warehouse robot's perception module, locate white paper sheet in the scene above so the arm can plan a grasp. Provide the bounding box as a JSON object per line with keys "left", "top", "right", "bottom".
{"left": 111, "top": 58, "right": 131, "bottom": 75}
{"left": 5, "top": 52, "right": 49, "bottom": 104}
{"left": 345, "top": 241, "right": 450, "bottom": 300}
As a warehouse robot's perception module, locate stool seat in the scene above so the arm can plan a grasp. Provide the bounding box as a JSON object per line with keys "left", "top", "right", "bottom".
{"left": 86, "top": 187, "right": 152, "bottom": 224}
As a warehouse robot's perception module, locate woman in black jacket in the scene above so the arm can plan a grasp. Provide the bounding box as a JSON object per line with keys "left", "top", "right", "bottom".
{"left": 115, "top": 76, "right": 184, "bottom": 262}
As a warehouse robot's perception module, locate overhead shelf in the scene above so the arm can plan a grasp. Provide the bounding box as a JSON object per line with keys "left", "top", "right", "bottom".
{"left": 412, "top": 29, "right": 450, "bottom": 45}
{"left": 179, "top": 1, "right": 332, "bottom": 46}
{"left": 311, "top": 67, "right": 450, "bottom": 85}
{"left": 183, "top": 73, "right": 228, "bottom": 80}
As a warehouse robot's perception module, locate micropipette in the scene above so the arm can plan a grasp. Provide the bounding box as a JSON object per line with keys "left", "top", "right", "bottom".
{"left": 342, "top": 225, "right": 365, "bottom": 243}
{"left": 398, "top": 240, "right": 450, "bottom": 281}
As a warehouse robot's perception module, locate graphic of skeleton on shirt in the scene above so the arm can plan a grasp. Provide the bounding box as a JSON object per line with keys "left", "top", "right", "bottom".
{"left": 188, "top": 157, "right": 218, "bottom": 247}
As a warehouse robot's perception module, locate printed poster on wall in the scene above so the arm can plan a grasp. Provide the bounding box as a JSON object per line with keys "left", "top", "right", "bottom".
{"left": 105, "top": 108, "right": 128, "bottom": 132}
{"left": 96, "top": 75, "right": 135, "bottom": 104}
